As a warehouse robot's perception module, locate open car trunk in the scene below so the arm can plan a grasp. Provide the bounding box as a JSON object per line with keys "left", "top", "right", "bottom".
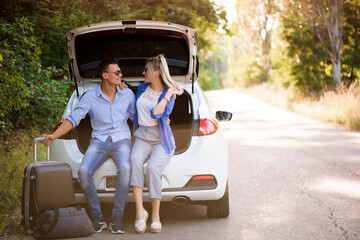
{"left": 65, "top": 21, "right": 197, "bottom": 155}
{"left": 67, "top": 23, "right": 196, "bottom": 85}
{"left": 73, "top": 86, "right": 193, "bottom": 155}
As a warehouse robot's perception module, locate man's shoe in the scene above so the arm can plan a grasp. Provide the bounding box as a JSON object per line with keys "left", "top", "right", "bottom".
{"left": 93, "top": 221, "right": 107, "bottom": 233}
{"left": 109, "top": 223, "right": 125, "bottom": 234}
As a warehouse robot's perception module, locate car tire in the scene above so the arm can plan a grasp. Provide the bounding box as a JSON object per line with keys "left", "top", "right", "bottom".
{"left": 207, "top": 182, "right": 229, "bottom": 218}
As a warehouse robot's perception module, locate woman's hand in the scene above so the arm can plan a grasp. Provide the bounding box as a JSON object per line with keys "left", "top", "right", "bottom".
{"left": 118, "top": 81, "right": 128, "bottom": 90}
{"left": 164, "top": 88, "right": 176, "bottom": 101}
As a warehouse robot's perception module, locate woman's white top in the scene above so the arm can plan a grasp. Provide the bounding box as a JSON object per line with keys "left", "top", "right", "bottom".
{"left": 137, "top": 86, "right": 162, "bottom": 126}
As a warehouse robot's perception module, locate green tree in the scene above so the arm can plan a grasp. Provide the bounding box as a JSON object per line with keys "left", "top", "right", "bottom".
{"left": 0, "top": 0, "right": 227, "bottom": 137}
{"left": 198, "top": 36, "right": 228, "bottom": 90}
{"left": 1, "top": 0, "right": 227, "bottom": 68}
{"left": 121, "top": 0, "right": 228, "bottom": 49}
{"left": 227, "top": 0, "right": 280, "bottom": 87}
{"left": 0, "top": 18, "right": 40, "bottom": 132}
{"left": 342, "top": 0, "right": 360, "bottom": 85}
{"left": 0, "top": 0, "right": 102, "bottom": 68}
{"left": 300, "top": 0, "right": 344, "bottom": 86}
{"left": 0, "top": 17, "right": 72, "bottom": 135}
{"left": 281, "top": 3, "right": 332, "bottom": 93}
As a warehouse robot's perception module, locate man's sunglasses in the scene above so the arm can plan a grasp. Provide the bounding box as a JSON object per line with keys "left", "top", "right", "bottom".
{"left": 105, "top": 70, "right": 122, "bottom": 76}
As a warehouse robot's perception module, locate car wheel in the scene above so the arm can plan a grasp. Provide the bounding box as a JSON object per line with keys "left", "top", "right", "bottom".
{"left": 207, "top": 182, "right": 229, "bottom": 218}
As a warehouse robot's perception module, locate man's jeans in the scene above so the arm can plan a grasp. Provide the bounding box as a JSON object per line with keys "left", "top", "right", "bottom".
{"left": 78, "top": 137, "right": 131, "bottom": 224}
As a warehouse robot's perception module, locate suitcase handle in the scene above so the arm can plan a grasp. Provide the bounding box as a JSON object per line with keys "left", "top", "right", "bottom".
{"left": 34, "top": 137, "right": 50, "bottom": 162}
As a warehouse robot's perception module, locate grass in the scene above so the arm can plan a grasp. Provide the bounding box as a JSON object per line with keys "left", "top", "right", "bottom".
{"left": 0, "top": 128, "right": 47, "bottom": 237}
{"left": 243, "top": 82, "right": 360, "bottom": 130}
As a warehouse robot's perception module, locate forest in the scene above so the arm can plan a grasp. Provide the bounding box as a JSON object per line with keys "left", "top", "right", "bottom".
{"left": 1, "top": 0, "right": 360, "bottom": 137}
{"left": 0, "top": 0, "right": 359, "bottom": 236}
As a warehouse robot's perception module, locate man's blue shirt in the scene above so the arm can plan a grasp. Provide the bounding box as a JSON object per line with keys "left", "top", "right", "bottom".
{"left": 67, "top": 84, "right": 135, "bottom": 142}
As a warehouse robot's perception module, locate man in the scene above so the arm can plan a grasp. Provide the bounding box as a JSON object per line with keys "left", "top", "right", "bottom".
{"left": 42, "top": 59, "right": 135, "bottom": 234}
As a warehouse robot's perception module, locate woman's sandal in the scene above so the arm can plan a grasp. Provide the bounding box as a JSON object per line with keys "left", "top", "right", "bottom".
{"left": 150, "top": 221, "right": 162, "bottom": 233}
{"left": 135, "top": 209, "right": 148, "bottom": 234}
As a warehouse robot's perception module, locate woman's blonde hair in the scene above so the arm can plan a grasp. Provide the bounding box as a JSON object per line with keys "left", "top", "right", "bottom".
{"left": 146, "top": 54, "right": 183, "bottom": 95}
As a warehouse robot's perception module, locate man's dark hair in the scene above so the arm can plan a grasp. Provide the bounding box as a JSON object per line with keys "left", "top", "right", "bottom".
{"left": 98, "top": 59, "right": 118, "bottom": 80}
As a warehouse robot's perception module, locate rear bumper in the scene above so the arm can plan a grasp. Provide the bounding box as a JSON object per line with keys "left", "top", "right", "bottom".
{"left": 75, "top": 184, "right": 227, "bottom": 204}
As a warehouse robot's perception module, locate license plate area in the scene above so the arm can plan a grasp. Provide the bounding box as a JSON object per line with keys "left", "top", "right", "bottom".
{"left": 105, "top": 176, "right": 117, "bottom": 191}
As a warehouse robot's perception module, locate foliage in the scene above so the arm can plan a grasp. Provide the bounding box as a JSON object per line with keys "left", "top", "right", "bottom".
{"left": 281, "top": 8, "right": 333, "bottom": 94}
{"left": 268, "top": 44, "right": 295, "bottom": 88}
{"left": 342, "top": 0, "right": 360, "bottom": 85}
{"left": 198, "top": 59, "right": 224, "bottom": 90}
{"left": 1, "top": 0, "right": 226, "bottom": 68}
{"left": 0, "top": 18, "right": 72, "bottom": 136}
{"left": 198, "top": 36, "right": 228, "bottom": 90}
{"left": 1, "top": 0, "right": 102, "bottom": 68}
{"left": 227, "top": 0, "right": 360, "bottom": 95}
{"left": 0, "top": 0, "right": 227, "bottom": 138}
{"left": 300, "top": 0, "right": 343, "bottom": 85}
{"left": 228, "top": 52, "right": 267, "bottom": 87}
{"left": 0, "top": 18, "right": 33, "bottom": 132}
{"left": 227, "top": 0, "right": 283, "bottom": 87}
{"left": 278, "top": 0, "right": 360, "bottom": 93}
{"left": 126, "top": 0, "right": 227, "bottom": 49}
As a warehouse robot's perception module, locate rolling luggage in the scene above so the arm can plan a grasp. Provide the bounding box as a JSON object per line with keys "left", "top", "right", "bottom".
{"left": 21, "top": 137, "right": 75, "bottom": 231}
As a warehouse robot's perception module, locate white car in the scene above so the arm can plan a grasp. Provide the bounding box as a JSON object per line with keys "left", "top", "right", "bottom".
{"left": 51, "top": 20, "right": 232, "bottom": 218}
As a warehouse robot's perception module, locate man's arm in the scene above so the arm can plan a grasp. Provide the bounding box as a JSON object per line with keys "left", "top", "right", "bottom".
{"left": 42, "top": 90, "right": 92, "bottom": 147}
{"left": 42, "top": 120, "right": 73, "bottom": 147}
{"left": 128, "top": 92, "right": 135, "bottom": 122}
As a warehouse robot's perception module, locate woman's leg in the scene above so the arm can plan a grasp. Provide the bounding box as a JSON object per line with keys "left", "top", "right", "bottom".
{"left": 133, "top": 186, "right": 144, "bottom": 219}
{"left": 150, "top": 198, "right": 161, "bottom": 223}
{"left": 146, "top": 143, "right": 173, "bottom": 222}
{"left": 130, "top": 137, "right": 151, "bottom": 219}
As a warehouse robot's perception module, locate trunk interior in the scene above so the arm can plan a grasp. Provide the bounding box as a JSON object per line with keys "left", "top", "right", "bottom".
{"left": 73, "top": 86, "right": 194, "bottom": 155}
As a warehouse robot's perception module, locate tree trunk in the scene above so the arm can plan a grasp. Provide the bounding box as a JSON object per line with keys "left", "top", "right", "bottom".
{"left": 329, "top": 0, "right": 342, "bottom": 86}
{"left": 304, "top": 0, "right": 343, "bottom": 86}
{"left": 332, "top": 58, "right": 341, "bottom": 86}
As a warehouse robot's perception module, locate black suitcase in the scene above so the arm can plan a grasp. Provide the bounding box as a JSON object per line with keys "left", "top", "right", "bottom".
{"left": 21, "top": 137, "right": 75, "bottom": 231}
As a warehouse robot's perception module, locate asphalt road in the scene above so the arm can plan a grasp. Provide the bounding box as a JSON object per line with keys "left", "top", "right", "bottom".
{"left": 16, "top": 89, "right": 360, "bottom": 240}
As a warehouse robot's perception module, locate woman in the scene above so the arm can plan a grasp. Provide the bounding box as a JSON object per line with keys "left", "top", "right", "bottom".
{"left": 130, "top": 54, "right": 183, "bottom": 233}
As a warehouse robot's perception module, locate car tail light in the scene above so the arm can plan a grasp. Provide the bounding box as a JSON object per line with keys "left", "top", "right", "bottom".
{"left": 52, "top": 117, "right": 70, "bottom": 139}
{"left": 184, "top": 175, "right": 217, "bottom": 189}
{"left": 193, "top": 175, "right": 215, "bottom": 180}
{"left": 198, "top": 117, "right": 218, "bottom": 136}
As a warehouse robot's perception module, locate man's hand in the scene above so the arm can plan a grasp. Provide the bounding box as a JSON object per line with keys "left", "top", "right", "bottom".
{"left": 166, "top": 118, "right": 171, "bottom": 126}
{"left": 42, "top": 135, "right": 56, "bottom": 147}
{"left": 40, "top": 119, "right": 73, "bottom": 147}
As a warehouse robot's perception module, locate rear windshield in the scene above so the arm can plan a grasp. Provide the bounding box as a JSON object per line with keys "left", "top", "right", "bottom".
{"left": 75, "top": 29, "right": 189, "bottom": 78}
